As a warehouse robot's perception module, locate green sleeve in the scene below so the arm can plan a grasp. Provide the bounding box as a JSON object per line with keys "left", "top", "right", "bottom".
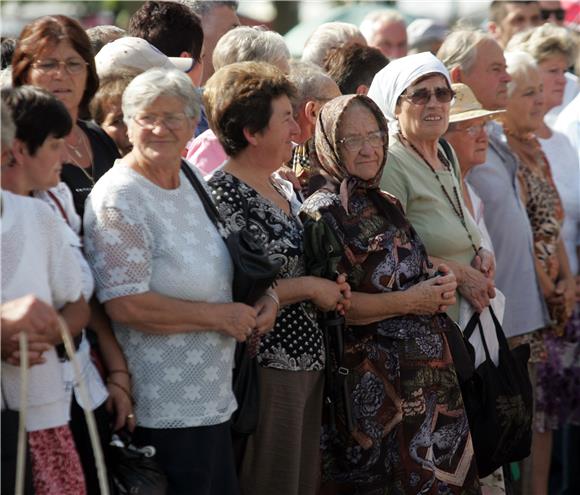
{"left": 380, "top": 152, "right": 409, "bottom": 212}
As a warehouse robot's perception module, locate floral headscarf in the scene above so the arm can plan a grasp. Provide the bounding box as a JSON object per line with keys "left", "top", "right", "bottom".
{"left": 313, "top": 94, "right": 389, "bottom": 213}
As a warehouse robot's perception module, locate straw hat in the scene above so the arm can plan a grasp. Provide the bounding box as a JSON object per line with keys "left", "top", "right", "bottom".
{"left": 449, "top": 83, "right": 505, "bottom": 123}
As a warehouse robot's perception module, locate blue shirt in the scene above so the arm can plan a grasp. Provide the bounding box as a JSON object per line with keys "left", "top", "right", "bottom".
{"left": 467, "top": 121, "right": 549, "bottom": 338}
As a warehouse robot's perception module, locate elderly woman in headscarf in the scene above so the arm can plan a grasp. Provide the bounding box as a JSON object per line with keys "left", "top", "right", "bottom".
{"left": 368, "top": 52, "right": 495, "bottom": 325}
{"left": 300, "top": 94, "right": 481, "bottom": 495}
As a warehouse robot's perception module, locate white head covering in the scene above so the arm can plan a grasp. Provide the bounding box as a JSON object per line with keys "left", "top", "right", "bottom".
{"left": 368, "top": 52, "right": 451, "bottom": 132}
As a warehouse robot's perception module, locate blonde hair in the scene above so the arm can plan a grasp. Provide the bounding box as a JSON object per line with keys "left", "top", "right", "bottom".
{"left": 506, "top": 24, "right": 577, "bottom": 66}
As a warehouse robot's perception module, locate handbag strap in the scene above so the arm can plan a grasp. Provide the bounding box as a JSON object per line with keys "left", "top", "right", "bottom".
{"left": 180, "top": 161, "right": 222, "bottom": 230}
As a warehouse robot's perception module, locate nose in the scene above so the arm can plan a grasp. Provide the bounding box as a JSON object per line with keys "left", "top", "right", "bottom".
{"left": 290, "top": 116, "right": 301, "bottom": 138}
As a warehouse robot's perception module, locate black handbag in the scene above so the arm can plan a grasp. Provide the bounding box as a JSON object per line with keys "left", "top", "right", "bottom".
{"left": 462, "top": 307, "right": 533, "bottom": 477}
{"left": 180, "top": 162, "right": 281, "bottom": 436}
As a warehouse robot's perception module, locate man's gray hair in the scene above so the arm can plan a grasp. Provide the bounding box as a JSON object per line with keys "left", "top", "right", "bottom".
{"left": 505, "top": 51, "right": 538, "bottom": 97}
{"left": 86, "top": 25, "right": 126, "bottom": 55}
{"left": 359, "top": 10, "right": 405, "bottom": 43}
{"left": 287, "top": 60, "right": 335, "bottom": 109}
{"left": 437, "top": 28, "right": 489, "bottom": 75}
{"left": 507, "top": 24, "right": 577, "bottom": 66}
{"left": 213, "top": 26, "right": 290, "bottom": 72}
{"left": 302, "top": 22, "right": 364, "bottom": 68}
{"left": 181, "top": 1, "right": 238, "bottom": 17}
{"left": 122, "top": 68, "right": 201, "bottom": 124}
{"left": 1, "top": 100, "right": 16, "bottom": 149}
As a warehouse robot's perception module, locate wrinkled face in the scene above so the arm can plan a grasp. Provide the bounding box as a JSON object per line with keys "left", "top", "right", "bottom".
{"left": 460, "top": 39, "right": 511, "bottom": 111}
{"left": 538, "top": 54, "right": 568, "bottom": 112}
{"left": 337, "top": 103, "right": 385, "bottom": 181}
{"left": 127, "top": 95, "right": 195, "bottom": 164}
{"left": 370, "top": 21, "right": 407, "bottom": 59}
{"left": 494, "top": 2, "right": 542, "bottom": 47}
{"left": 395, "top": 74, "right": 451, "bottom": 141}
{"left": 255, "top": 95, "right": 300, "bottom": 165}
{"left": 504, "top": 69, "right": 545, "bottom": 134}
{"left": 101, "top": 98, "right": 132, "bottom": 156}
{"left": 201, "top": 5, "right": 240, "bottom": 84}
{"left": 20, "top": 135, "right": 66, "bottom": 191}
{"left": 444, "top": 116, "right": 489, "bottom": 171}
{"left": 26, "top": 40, "right": 87, "bottom": 115}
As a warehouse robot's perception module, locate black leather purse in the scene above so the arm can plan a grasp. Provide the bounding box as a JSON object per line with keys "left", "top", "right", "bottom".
{"left": 180, "top": 162, "right": 281, "bottom": 436}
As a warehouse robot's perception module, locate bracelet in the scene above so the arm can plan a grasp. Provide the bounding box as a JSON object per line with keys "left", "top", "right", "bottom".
{"left": 264, "top": 289, "right": 280, "bottom": 311}
{"left": 107, "top": 379, "right": 135, "bottom": 405}
{"left": 108, "top": 369, "right": 132, "bottom": 378}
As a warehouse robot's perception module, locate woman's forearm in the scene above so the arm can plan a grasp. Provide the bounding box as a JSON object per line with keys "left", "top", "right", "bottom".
{"left": 89, "top": 298, "right": 129, "bottom": 372}
{"left": 275, "top": 277, "right": 316, "bottom": 307}
{"left": 557, "top": 239, "right": 573, "bottom": 282}
{"left": 59, "top": 296, "right": 90, "bottom": 340}
{"left": 346, "top": 291, "right": 413, "bottom": 325}
{"left": 104, "top": 292, "right": 233, "bottom": 335}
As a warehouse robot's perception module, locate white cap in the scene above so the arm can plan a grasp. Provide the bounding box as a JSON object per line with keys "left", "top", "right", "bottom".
{"left": 95, "top": 37, "right": 193, "bottom": 77}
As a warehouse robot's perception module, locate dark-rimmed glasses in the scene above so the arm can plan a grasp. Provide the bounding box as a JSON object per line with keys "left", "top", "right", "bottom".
{"left": 401, "top": 87, "right": 456, "bottom": 105}
{"left": 338, "top": 130, "right": 386, "bottom": 151}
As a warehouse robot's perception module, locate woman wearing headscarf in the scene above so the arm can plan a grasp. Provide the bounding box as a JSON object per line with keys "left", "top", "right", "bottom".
{"left": 300, "top": 94, "right": 481, "bottom": 495}
{"left": 368, "top": 52, "right": 495, "bottom": 325}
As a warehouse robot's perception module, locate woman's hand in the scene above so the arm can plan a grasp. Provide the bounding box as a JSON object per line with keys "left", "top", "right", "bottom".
{"left": 472, "top": 247, "right": 496, "bottom": 280}
{"left": 406, "top": 270, "right": 457, "bottom": 315}
{"left": 457, "top": 264, "right": 495, "bottom": 313}
{"left": 548, "top": 278, "right": 576, "bottom": 319}
{"left": 253, "top": 294, "right": 278, "bottom": 335}
{"left": 219, "top": 303, "right": 258, "bottom": 342}
{"left": 106, "top": 373, "right": 135, "bottom": 432}
{"left": 310, "top": 275, "right": 351, "bottom": 312}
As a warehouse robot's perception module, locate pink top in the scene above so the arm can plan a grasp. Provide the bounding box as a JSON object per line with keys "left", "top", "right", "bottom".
{"left": 186, "top": 129, "right": 228, "bottom": 176}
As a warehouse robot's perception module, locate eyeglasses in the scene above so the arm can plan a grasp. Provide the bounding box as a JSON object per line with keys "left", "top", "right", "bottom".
{"left": 31, "top": 58, "right": 88, "bottom": 75}
{"left": 338, "top": 130, "right": 386, "bottom": 151}
{"left": 449, "top": 122, "right": 486, "bottom": 138}
{"left": 402, "top": 87, "right": 455, "bottom": 105}
{"left": 133, "top": 112, "right": 190, "bottom": 131}
{"left": 541, "top": 8, "right": 565, "bottom": 21}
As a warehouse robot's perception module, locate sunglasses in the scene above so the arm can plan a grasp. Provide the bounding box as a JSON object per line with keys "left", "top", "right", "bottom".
{"left": 540, "top": 8, "right": 565, "bottom": 21}
{"left": 401, "top": 87, "right": 455, "bottom": 105}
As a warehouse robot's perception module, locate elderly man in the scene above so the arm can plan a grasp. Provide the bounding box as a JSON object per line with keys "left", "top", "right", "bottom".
{"left": 186, "top": 1, "right": 240, "bottom": 85}
{"left": 359, "top": 10, "right": 407, "bottom": 59}
{"left": 439, "top": 29, "right": 550, "bottom": 350}
{"left": 488, "top": 0, "right": 542, "bottom": 48}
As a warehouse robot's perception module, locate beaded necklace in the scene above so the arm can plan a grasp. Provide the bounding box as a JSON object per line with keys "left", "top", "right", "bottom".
{"left": 399, "top": 133, "right": 479, "bottom": 255}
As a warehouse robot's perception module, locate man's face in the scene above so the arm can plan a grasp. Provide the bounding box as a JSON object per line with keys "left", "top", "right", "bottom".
{"left": 201, "top": 5, "right": 240, "bottom": 85}
{"left": 491, "top": 2, "right": 542, "bottom": 47}
{"left": 369, "top": 21, "right": 408, "bottom": 59}
{"left": 459, "top": 39, "right": 511, "bottom": 110}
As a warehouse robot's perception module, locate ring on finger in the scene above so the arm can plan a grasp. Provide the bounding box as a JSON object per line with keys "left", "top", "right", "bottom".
{"left": 127, "top": 413, "right": 135, "bottom": 420}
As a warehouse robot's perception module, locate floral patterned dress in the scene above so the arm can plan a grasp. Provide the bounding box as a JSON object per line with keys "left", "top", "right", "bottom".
{"left": 301, "top": 189, "right": 481, "bottom": 495}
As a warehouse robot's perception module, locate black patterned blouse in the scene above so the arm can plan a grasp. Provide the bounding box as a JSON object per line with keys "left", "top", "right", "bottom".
{"left": 207, "top": 170, "right": 324, "bottom": 372}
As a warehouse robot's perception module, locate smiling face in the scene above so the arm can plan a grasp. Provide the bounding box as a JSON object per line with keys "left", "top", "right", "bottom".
{"left": 338, "top": 103, "right": 385, "bottom": 181}
{"left": 504, "top": 69, "right": 545, "bottom": 134}
{"left": 26, "top": 40, "right": 87, "bottom": 116}
{"left": 444, "top": 116, "right": 489, "bottom": 173}
{"left": 396, "top": 74, "right": 451, "bottom": 142}
{"left": 254, "top": 95, "right": 300, "bottom": 166}
{"left": 460, "top": 39, "right": 511, "bottom": 110}
{"left": 538, "top": 53, "right": 568, "bottom": 112}
{"left": 127, "top": 95, "right": 195, "bottom": 165}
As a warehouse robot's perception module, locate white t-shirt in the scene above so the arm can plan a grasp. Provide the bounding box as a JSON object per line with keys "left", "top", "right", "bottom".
{"left": 1, "top": 191, "right": 83, "bottom": 431}
{"left": 84, "top": 161, "right": 237, "bottom": 429}
{"left": 35, "top": 182, "right": 108, "bottom": 411}
{"left": 545, "top": 72, "right": 580, "bottom": 128}
{"left": 539, "top": 130, "right": 580, "bottom": 275}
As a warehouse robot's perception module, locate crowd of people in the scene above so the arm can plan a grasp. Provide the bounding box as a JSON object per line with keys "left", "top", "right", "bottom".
{"left": 1, "top": 1, "right": 578, "bottom": 495}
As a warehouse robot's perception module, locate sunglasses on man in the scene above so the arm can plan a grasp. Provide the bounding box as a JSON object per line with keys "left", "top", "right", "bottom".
{"left": 540, "top": 8, "right": 565, "bottom": 22}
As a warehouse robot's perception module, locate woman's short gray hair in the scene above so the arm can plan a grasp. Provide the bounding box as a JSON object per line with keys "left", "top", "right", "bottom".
{"left": 122, "top": 68, "right": 201, "bottom": 124}
{"left": 505, "top": 51, "right": 538, "bottom": 97}
{"left": 213, "top": 26, "right": 290, "bottom": 72}
{"left": 507, "top": 24, "right": 577, "bottom": 67}
{"left": 437, "top": 28, "right": 488, "bottom": 75}
{"left": 302, "top": 22, "right": 364, "bottom": 68}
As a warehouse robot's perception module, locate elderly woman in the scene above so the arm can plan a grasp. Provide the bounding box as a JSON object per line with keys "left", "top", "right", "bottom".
{"left": 84, "top": 68, "right": 277, "bottom": 494}
{"left": 497, "top": 51, "right": 575, "bottom": 495}
{"left": 11, "top": 15, "right": 119, "bottom": 217}
{"left": 300, "top": 94, "right": 480, "bottom": 494}
{"left": 368, "top": 52, "right": 495, "bottom": 323}
{"left": 204, "top": 61, "right": 350, "bottom": 495}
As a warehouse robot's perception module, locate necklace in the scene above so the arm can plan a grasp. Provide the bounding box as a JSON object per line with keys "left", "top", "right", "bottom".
{"left": 65, "top": 126, "right": 94, "bottom": 184}
{"left": 399, "top": 133, "right": 479, "bottom": 255}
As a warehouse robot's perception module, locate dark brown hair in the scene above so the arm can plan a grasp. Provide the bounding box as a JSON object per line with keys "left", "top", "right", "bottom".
{"left": 11, "top": 15, "right": 99, "bottom": 110}
{"left": 204, "top": 61, "right": 296, "bottom": 157}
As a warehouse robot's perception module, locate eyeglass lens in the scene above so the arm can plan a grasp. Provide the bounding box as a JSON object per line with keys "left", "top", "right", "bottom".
{"left": 408, "top": 88, "right": 455, "bottom": 105}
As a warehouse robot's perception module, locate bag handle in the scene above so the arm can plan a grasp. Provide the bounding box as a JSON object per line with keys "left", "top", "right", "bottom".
{"left": 180, "top": 161, "right": 222, "bottom": 229}
{"left": 15, "top": 333, "right": 29, "bottom": 495}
